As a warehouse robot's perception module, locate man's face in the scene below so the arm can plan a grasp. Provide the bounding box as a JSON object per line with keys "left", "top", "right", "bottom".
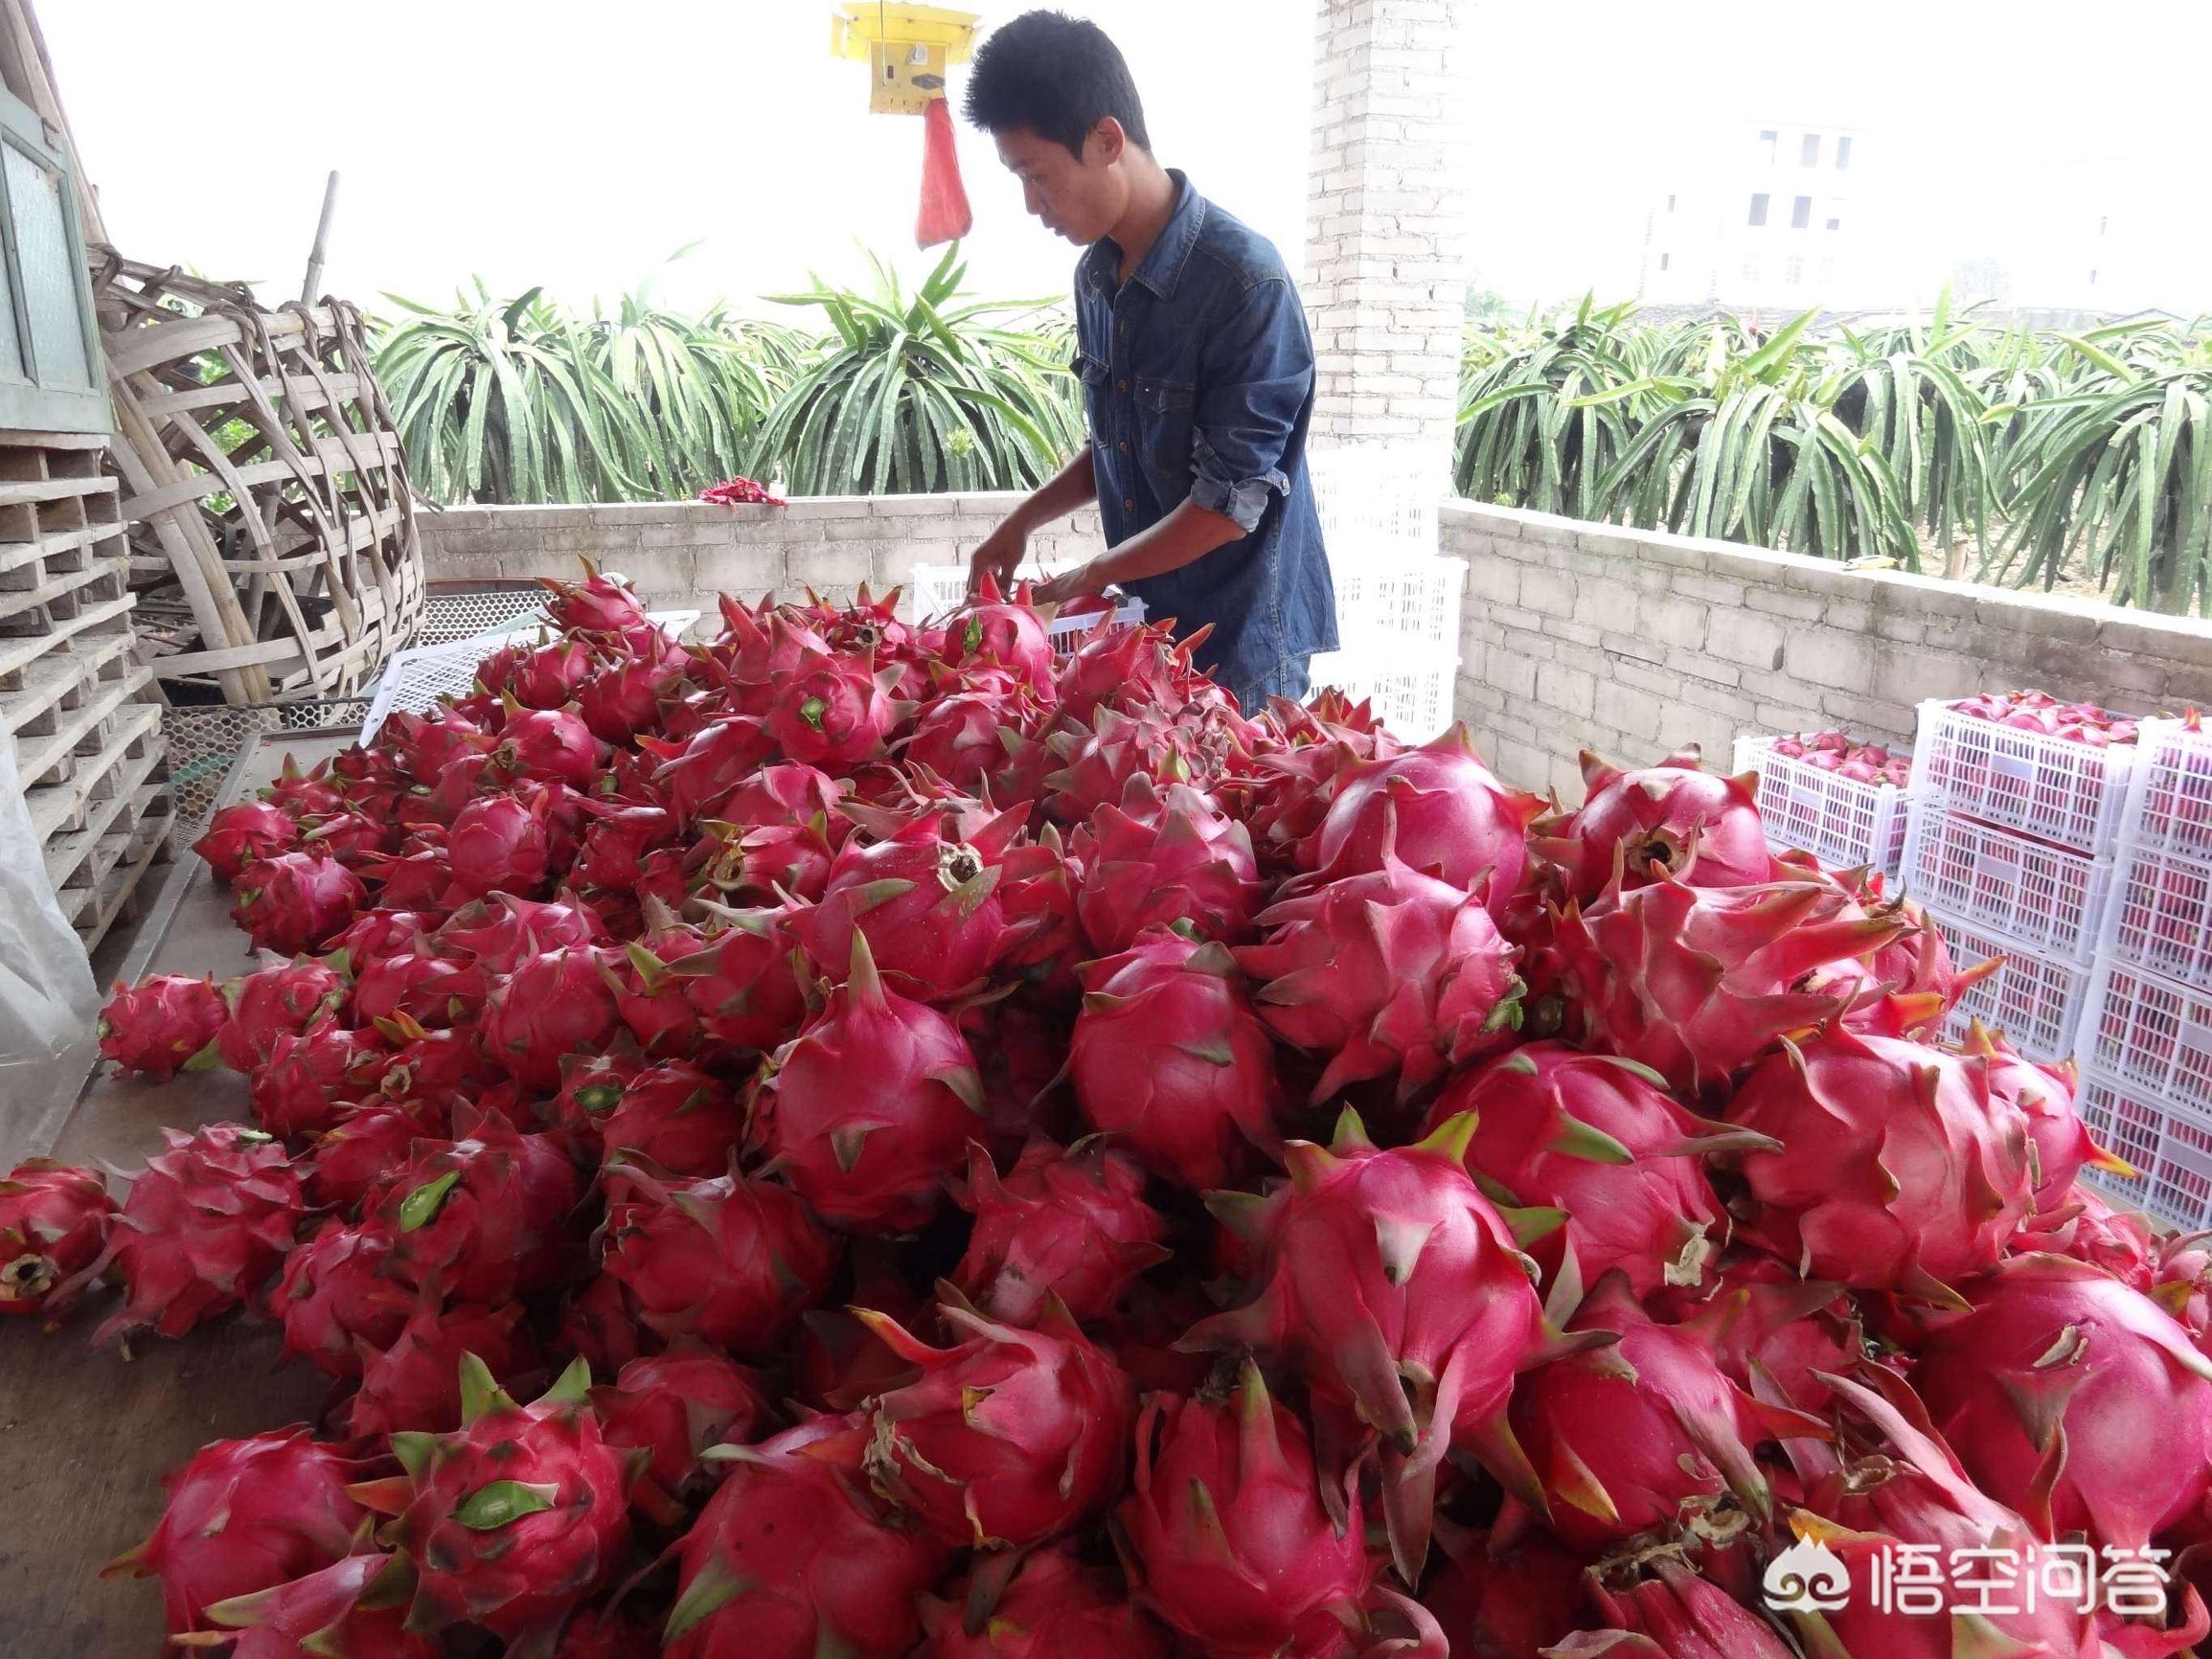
{"left": 994, "top": 124, "right": 1123, "bottom": 245}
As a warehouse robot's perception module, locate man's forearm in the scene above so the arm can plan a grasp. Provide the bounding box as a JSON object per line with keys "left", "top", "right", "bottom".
{"left": 1009, "top": 449, "right": 1098, "bottom": 534}
{"left": 1091, "top": 499, "right": 1243, "bottom": 586}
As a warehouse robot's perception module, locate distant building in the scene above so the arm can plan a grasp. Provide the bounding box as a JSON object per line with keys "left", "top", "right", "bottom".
{"left": 1637, "top": 122, "right": 1877, "bottom": 311}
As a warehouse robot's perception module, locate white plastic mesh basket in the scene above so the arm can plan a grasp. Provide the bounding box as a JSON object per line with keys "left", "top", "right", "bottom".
{"left": 2121, "top": 717, "right": 2212, "bottom": 859}
{"left": 1732, "top": 734, "right": 1912, "bottom": 877}
{"left": 1927, "top": 910, "right": 2093, "bottom": 1064}
{"left": 1908, "top": 698, "right": 2138, "bottom": 855}
{"left": 417, "top": 588, "right": 550, "bottom": 644}
{"left": 1309, "top": 445, "right": 1442, "bottom": 557}
{"left": 359, "top": 610, "right": 699, "bottom": 745}
{"left": 1331, "top": 557, "right": 1466, "bottom": 654}
{"left": 2102, "top": 839, "right": 2212, "bottom": 992}
{"left": 2079, "top": 953, "right": 2212, "bottom": 1122}
{"left": 1900, "top": 803, "right": 2112, "bottom": 962}
{"left": 2076, "top": 1067, "right": 2212, "bottom": 1231}
{"left": 903, "top": 566, "right": 1145, "bottom": 641}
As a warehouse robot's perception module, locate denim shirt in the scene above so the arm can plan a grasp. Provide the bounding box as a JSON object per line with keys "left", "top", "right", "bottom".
{"left": 1073, "top": 171, "right": 1337, "bottom": 696}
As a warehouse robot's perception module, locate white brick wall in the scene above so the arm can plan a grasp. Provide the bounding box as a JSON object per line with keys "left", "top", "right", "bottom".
{"left": 1445, "top": 501, "right": 2212, "bottom": 799}
{"left": 1303, "top": 0, "right": 1473, "bottom": 485}
{"left": 418, "top": 496, "right": 1104, "bottom": 615}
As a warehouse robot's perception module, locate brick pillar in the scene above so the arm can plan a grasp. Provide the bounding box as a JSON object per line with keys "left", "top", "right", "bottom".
{"left": 1303, "top": 0, "right": 1474, "bottom": 488}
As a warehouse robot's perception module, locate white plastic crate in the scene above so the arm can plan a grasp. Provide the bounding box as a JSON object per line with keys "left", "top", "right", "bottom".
{"left": 2101, "top": 839, "right": 2212, "bottom": 991}
{"left": 2079, "top": 954, "right": 2212, "bottom": 1124}
{"left": 1927, "top": 910, "right": 2093, "bottom": 1064}
{"left": 1310, "top": 647, "right": 1456, "bottom": 744}
{"left": 1309, "top": 445, "right": 1441, "bottom": 557}
{"left": 1901, "top": 803, "right": 2113, "bottom": 962}
{"left": 1330, "top": 557, "right": 1467, "bottom": 653}
{"left": 359, "top": 610, "right": 700, "bottom": 745}
{"left": 2075, "top": 1067, "right": 2212, "bottom": 1231}
{"left": 2120, "top": 717, "right": 2212, "bottom": 859}
{"left": 1732, "top": 734, "right": 1912, "bottom": 877}
{"left": 1908, "top": 697, "right": 2138, "bottom": 855}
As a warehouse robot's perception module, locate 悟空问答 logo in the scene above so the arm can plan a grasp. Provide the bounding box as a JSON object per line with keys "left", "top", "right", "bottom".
{"left": 1764, "top": 1536, "right": 1852, "bottom": 1613}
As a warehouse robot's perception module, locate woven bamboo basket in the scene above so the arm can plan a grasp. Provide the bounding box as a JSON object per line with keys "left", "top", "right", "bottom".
{"left": 91, "top": 252, "right": 424, "bottom": 703}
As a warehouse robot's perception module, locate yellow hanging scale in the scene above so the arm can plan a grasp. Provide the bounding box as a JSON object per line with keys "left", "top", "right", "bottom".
{"left": 832, "top": 4, "right": 983, "bottom": 247}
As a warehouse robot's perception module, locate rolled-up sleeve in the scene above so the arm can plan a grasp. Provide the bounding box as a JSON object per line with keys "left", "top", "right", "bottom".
{"left": 1187, "top": 277, "right": 1312, "bottom": 533}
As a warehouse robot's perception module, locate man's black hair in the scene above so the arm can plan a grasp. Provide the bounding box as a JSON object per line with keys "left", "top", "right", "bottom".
{"left": 963, "top": 10, "right": 1150, "bottom": 159}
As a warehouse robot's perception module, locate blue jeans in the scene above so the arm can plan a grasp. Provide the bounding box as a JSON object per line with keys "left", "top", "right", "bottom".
{"left": 1228, "top": 656, "right": 1311, "bottom": 714}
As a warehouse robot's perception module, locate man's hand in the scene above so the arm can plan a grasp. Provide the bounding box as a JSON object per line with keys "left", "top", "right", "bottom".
{"left": 967, "top": 519, "right": 1028, "bottom": 598}
{"left": 1033, "top": 560, "right": 1107, "bottom": 607}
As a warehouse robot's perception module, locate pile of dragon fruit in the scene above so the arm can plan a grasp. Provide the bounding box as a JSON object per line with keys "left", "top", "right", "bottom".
{"left": 1954, "top": 690, "right": 2142, "bottom": 749}
{"left": 8, "top": 567, "right": 2212, "bottom": 1659}
{"left": 1764, "top": 732, "right": 1913, "bottom": 790}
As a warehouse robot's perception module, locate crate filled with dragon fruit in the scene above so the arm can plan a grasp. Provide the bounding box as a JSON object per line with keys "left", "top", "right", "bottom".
{"left": 2074, "top": 1065, "right": 2212, "bottom": 1231}
{"left": 1731, "top": 729, "right": 1912, "bottom": 876}
{"left": 2118, "top": 715, "right": 2212, "bottom": 860}
{"left": 2101, "top": 832, "right": 2212, "bottom": 994}
{"left": 17, "top": 572, "right": 2212, "bottom": 1659}
{"left": 1927, "top": 909, "right": 2097, "bottom": 1065}
{"left": 1901, "top": 797, "right": 2115, "bottom": 963}
{"left": 1908, "top": 690, "right": 2142, "bottom": 854}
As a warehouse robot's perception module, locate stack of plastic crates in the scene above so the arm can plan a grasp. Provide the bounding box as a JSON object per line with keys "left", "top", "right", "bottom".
{"left": 1900, "top": 698, "right": 2136, "bottom": 1067}
{"left": 1730, "top": 733, "right": 1913, "bottom": 878}
{"left": 2072, "top": 718, "right": 2212, "bottom": 1228}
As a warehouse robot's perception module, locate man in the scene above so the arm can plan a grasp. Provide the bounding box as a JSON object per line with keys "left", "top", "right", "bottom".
{"left": 961, "top": 10, "right": 1335, "bottom": 713}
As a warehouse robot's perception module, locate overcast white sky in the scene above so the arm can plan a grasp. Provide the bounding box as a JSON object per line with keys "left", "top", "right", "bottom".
{"left": 44, "top": 0, "right": 2212, "bottom": 319}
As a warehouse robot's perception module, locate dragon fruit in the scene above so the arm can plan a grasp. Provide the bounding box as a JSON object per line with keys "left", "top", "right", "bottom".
{"left": 596, "top": 1060, "right": 744, "bottom": 1176}
{"left": 1649, "top": 1251, "right": 1865, "bottom": 1415}
{"left": 591, "top": 1343, "right": 773, "bottom": 1516}
{"left": 710, "top": 760, "right": 849, "bottom": 835}
{"left": 785, "top": 805, "right": 1022, "bottom": 1001}
{"left": 368, "top": 1120, "right": 583, "bottom": 1302}
{"left": 1053, "top": 614, "right": 1198, "bottom": 722}
{"left": 342, "top": 1298, "right": 538, "bottom": 1439}
{"left": 382, "top": 707, "right": 493, "bottom": 786}
{"left": 260, "top": 754, "right": 348, "bottom": 819}
{"left": 915, "top": 1542, "right": 1169, "bottom": 1659}
{"left": 1418, "top": 1527, "right": 1585, "bottom": 1659}
{"left": 946, "top": 574, "right": 1055, "bottom": 693}
{"left": 646, "top": 907, "right": 808, "bottom": 1055}
{"left": 229, "top": 852, "right": 367, "bottom": 956}
{"left": 539, "top": 558, "right": 649, "bottom": 634}
{"left": 108, "top": 1427, "right": 365, "bottom": 1635}
{"left": 767, "top": 648, "right": 900, "bottom": 770}
{"left": 434, "top": 890, "right": 605, "bottom": 978}
{"left": 362, "top": 1357, "right": 630, "bottom": 1646}
{"left": 1580, "top": 1546, "right": 1796, "bottom": 1659}
{"left": 855, "top": 1295, "right": 1134, "bottom": 1548}
{"left": 480, "top": 943, "right": 620, "bottom": 1091}
{"left": 1236, "top": 823, "right": 1522, "bottom": 1102}
{"left": 95, "top": 1124, "right": 306, "bottom": 1345}
{"left": 902, "top": 689, "right": 1028, "bottom": 793}
{"left": 217, "top": 960, "right": 349, "bottom": 1071}
{"left": 508, "top": 637, "right": 597, "bottom": 708}
{"left": 953, "top": 1138, "right": 1169, "bottom": 1325}
{"left": 1506, "top": 1273, "right": 1826, "bottom": 1550}
{"left": 753, "top": 932, "right": 983, "bottom": 1232}
{"left": 558, "top": 1272, "right": 650, "bottom": 1377}
{"left": 249, "top": 1017, "right": 380, "bottom": 1139}
{"left": 572, "top": 803, "right": 679, "bottom": 890}
{"left": 270, "top": 1221, "right": 413, "bottom": 1377}
{"left": 1534, "top": 747, "right": 1770, "bottom": 900}
{"left": 1068, "top": 930, "right": 1282, "bottom": 1188}
{"left": 306, "top": 1103, "right": 442, "bottom": 1212}
{"left": 1779, "top": 1369, "right": 2112, "bottom": 1659}
{"left": 650, "top": 715, "right": 777, "bottom": 822}
{"left": 1113, "top": 1360, "right": 1371, "bottom": 1659}
{"left": 661, "top": 1412, "right": 950, "bottom": 1659}
{"left": 1185, "top": 1112, "right": 1565, "bottom": 1578}
{"left": 1043, "top": 703, "right": 1202, "bottom": 824}
{"left": 194, "top": 801, "right": 304, "bottom": 884}
{"left": 490, "top": 703, "right": 601, "bottom": 787}
{"left": 600, "top": 1167, "right": 838, "bottom": 1350}
{"left": 1959, "top": 1022, "right": 2129, "bottom": 1207}
{"left": 0, "top": 1159, "right": 114, "bottom": 1320}
{"left": 1418, "top": 1043, "right": 1769, "bottom": 1306}
{"left": 1301, "top": 724, "right": 1541, "bottom": 911}
{"left": 99, "top": 973, "right": 226, "bottom": 1079}
{"left": 1729, "top": 1028, "right": 2036, "bottom": 1300}
{"left": 1909, "top": 1253, "right": 2212, "bottom": 1552}
{"left": 1545, "top": 874, "right": 1908, "bottom": 1097}
{"left": 445, "top": 791, "right": 555, "bottom": 898}
{"left": 299, "top": 808, "right": 395, "bottom": 867}
{"left": 578, "top": 654, "right": 682, "bottom": 744}
{"left": 349, "top": 944, "right": 469, "bottom": 1032}
{"left": 1073, "top": 776, "right": 1262, "bottom": 951}
{"left": 190, "top": 1552, "right": 433, "bottom": 1659}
